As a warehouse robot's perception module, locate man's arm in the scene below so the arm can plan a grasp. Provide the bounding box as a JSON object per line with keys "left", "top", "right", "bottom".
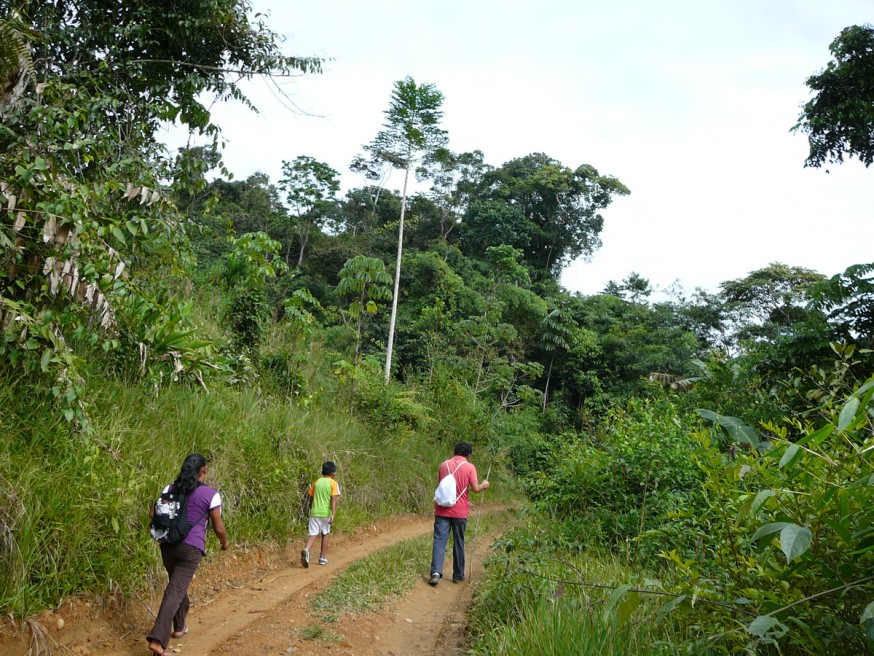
{"left": 209, "top": 507, "right": 229, "bottom": 550}
{"left": 470, "top": 478, "right": 490, "bottom": 493}
{"left": 470, "top": 465, "right": 490, "bottom": 493}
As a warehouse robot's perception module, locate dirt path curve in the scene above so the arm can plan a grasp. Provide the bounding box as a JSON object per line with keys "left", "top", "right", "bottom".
{"left": 4, "top": 507, "right": 510, "bottom": 656}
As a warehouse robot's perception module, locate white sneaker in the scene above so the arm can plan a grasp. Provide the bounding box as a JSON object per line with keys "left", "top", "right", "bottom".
{"left": 300, "top": 549, "right": 310, "bottom": 568}
{"left": 318, "top": 557, "right": 328, "bottom": 565}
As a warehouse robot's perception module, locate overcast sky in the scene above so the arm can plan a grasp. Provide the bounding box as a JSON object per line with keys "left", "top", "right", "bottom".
{"left": 173, "top": 1, "right": 874, "bottom": 297}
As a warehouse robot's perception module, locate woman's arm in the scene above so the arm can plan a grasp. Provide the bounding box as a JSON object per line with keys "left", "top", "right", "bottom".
{"left": 209, "top": 507, "right": 229, "bottom": 550}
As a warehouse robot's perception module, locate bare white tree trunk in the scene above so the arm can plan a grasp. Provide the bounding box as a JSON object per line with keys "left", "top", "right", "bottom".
{"left": 384, "top": 152, "right": 412, "bottom": 384}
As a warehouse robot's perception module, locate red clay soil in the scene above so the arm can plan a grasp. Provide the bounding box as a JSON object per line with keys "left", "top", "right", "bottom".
{"left": 0, "top": 509, "right": 506, "bottom": 656}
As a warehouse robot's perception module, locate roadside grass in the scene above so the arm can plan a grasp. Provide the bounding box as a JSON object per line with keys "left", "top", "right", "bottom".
{"left": 312, "top": 508, "right": 518, "bottom": 615}
{"left": 0, "top": 373, "right": 460, "bottom": 616}
{"left": 468, "top": 520, "right": 682, "bottom": 656}
{"left": 312, "top": 535, "right": 432, "bottom": 614}
{"left": 479, "top": 598, "right": 680, "bottom": 656}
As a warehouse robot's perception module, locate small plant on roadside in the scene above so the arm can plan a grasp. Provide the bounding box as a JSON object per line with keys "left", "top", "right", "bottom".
{"left": 298, "top": 623, "right": 342, "bottom": 642}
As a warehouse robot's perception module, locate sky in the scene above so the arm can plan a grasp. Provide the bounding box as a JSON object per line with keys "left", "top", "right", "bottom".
{"left": 171, "top": 1, "right": 874, "bottom": 298}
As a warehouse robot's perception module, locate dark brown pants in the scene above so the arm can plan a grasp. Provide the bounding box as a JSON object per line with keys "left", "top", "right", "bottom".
{"left": 146, "top": 543, "right": 203, "bottom": 650}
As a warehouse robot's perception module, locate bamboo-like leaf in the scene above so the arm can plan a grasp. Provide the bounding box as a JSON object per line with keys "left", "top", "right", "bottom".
{"left": 779, "top": 443, "right": 803, "bottom": 469}
{"left": 838, "top": 397, "right": 860, "bottom": 431}
{"left": 750, "top": 490, "right": 775, "bottom": 516}
{"left": 603, "top": 584, "right": 632, "bottom": 614}
{"left": 747, "top": 615, "right": 789, "bottom": 639}
{"left": 656, "top": 594, "right": 687, "bottom": 620}
{"left": 862, "top": 600, "right": 874, "bottom": 640}
{"left": 751, "top": 521, "right": 790, "bottom": 544}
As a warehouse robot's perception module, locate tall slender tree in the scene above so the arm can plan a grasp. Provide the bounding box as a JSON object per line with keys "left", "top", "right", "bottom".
{"left": 278, "top": 156, "right": 340, "bottom": 267}
{"left": 356, "top": 77, "right": 449, "bottom": 383}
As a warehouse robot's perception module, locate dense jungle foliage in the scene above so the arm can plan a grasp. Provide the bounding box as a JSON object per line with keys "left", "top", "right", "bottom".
{"left": 2, "top": 3, "right": 874, "bottom": 653}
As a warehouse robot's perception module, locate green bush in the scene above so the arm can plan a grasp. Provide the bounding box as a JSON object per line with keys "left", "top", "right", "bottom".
{"left": 658, "top": 374, "right": 874, "bottom": 654}
{"left": 523, "top": 397, "right": 702, "bottom": 558}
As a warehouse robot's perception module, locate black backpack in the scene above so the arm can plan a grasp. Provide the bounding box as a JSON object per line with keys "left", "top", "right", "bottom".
{"left": 150, "top": 484, "right": 206, "bottom": 546}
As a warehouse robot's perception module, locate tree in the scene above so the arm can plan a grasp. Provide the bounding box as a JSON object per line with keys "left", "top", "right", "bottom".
{"left": 278, "top": 156, "right": 340, "bottom": 267}
{"left": 794, "top": 24, "right": 874, "bottom": 168}
{"left": 718, "top": 264, "right": 837, "bottom": 401}
{"left": 428, "top": 150, "right": 492, "bottom": 240}
{"left": 335, "top": 256, "right": 393, "bottom": 360}
{"left": 223, "top": 231, "right": 288, "bottom": 352}
{"left": 355, "top": 77, "right": 449, "bottom": 383}
{"left": 15, "top": 0, "right": 321, "bottom": 140}
{"left": 602, "top": 272, "right": 652, "bottom": 304}
{"left": 538, "top": 300, "right": 578, "bottom": 412}
{"left": 719, "top": 263, "right": 826, "bottom": 341}
{"left": 1, "top": 0, "right": 319, "bottom": 424}
{"left": 809, "top": 261, "right": 874, "bottom": 347}
{"left": 470, "top": 153, "right": 629, "bottom": 279}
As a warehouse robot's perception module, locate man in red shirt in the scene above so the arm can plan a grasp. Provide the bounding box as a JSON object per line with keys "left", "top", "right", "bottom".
{"left": 429, "top": 441, "right": 490, "bottom": 586}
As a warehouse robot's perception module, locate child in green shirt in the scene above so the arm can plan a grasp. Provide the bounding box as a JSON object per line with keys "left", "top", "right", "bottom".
{"left": 301, "top": 461, "right": 341, "bottom": 567}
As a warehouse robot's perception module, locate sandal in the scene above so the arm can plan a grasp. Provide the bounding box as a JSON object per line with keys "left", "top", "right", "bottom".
{"left": 172, "top": 626, "right": 189, "bottom": 638}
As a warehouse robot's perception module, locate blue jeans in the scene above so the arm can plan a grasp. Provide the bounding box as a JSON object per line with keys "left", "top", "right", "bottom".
{"left": 430, "top": 516, "right": 467, "bottom": 581}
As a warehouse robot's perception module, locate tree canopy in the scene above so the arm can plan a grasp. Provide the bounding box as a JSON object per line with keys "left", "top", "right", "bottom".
{"left": 795, "top": 24, "right": 874, "bottom": 168}
{"left": 465, "top": 153, "right": 629, "bottom": 277}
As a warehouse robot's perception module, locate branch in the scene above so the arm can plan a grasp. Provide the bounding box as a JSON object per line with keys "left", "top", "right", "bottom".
{"left": 115, "top": 58, "right": 322, "bottom": 78}
{"left": 513, "top": 564, "right": 759, "bottom": 617}
{"left": 764, "top": 576, "right": 874, "bottom": 618}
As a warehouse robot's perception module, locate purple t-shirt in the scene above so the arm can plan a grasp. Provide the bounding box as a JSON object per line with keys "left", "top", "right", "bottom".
{"left": 162, "top": 483, "right": 221, "bottom": 553}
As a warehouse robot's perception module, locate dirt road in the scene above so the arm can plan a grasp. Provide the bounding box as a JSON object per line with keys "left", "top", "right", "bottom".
{"left": 4, "top": 509, "right": 508, "bottom": 656}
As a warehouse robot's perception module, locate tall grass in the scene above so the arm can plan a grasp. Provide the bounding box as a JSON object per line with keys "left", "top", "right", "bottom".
{"left": 468, "top": 521, "right": 681, "bottom": 656}
{"left": 0, "top": 373, "right": 452, "bottom": 616}
{"left": 481, "top": 598, "right": 680, "bottom": 656}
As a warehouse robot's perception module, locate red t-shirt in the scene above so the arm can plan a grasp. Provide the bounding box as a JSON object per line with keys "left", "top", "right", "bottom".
{"left": 434, "top": 456, "right": 478, "bottom": 518}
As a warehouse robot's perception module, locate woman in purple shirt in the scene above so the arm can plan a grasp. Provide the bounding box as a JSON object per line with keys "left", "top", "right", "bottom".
{"left": 147, "top": 454, "right": 228, "bottom": 656}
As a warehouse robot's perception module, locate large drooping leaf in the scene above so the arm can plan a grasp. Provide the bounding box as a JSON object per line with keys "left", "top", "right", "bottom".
{"left": 697, "top": 408, "right": 761, "bottom": 448}
{"left": 747, "top": 615, "right": 789, "bottom": 639}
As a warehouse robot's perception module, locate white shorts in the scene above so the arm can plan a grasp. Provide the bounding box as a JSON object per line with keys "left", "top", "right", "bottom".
{"left": 308, "top": 516, "right": 332, "bottom": 536}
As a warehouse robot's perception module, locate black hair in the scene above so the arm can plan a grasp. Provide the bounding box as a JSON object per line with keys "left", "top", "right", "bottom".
{"left": 322, "top": 461, "right": 337, "bottom": 476}
{"left": 173, "top": 453, "right": 207, "bottom": 494}
{"left": 454, "top": 442, "right": 473, "bottom": 457}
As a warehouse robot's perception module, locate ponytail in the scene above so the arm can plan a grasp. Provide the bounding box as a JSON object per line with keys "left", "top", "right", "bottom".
{"left": 173, "top": 453, "right": 207, "bottom": 494}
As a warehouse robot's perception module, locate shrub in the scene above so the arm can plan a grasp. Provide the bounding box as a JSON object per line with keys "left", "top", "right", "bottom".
{"left": 524, "top": 397, "right": 702, "bottom": 559}
{"left": 659, "top": 373, "right": 874, "bottom": 654}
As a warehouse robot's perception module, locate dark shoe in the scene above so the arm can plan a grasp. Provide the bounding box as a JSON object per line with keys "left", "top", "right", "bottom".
{"left": 428, "top": 573, "right": 441, "bottom": 586}
{"left": 452, "top": 577, "right": 464, "bottom": 583}
{"left": 300, "top": 548, "right": 310, "bottom": 568}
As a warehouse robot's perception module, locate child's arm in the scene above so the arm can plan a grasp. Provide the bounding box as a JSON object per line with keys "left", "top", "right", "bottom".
{"left": 306, "top": 482, "right": 314, "bottom": 514}
{"left": 330, "top": 493, "right": 338, "bottom": 523}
